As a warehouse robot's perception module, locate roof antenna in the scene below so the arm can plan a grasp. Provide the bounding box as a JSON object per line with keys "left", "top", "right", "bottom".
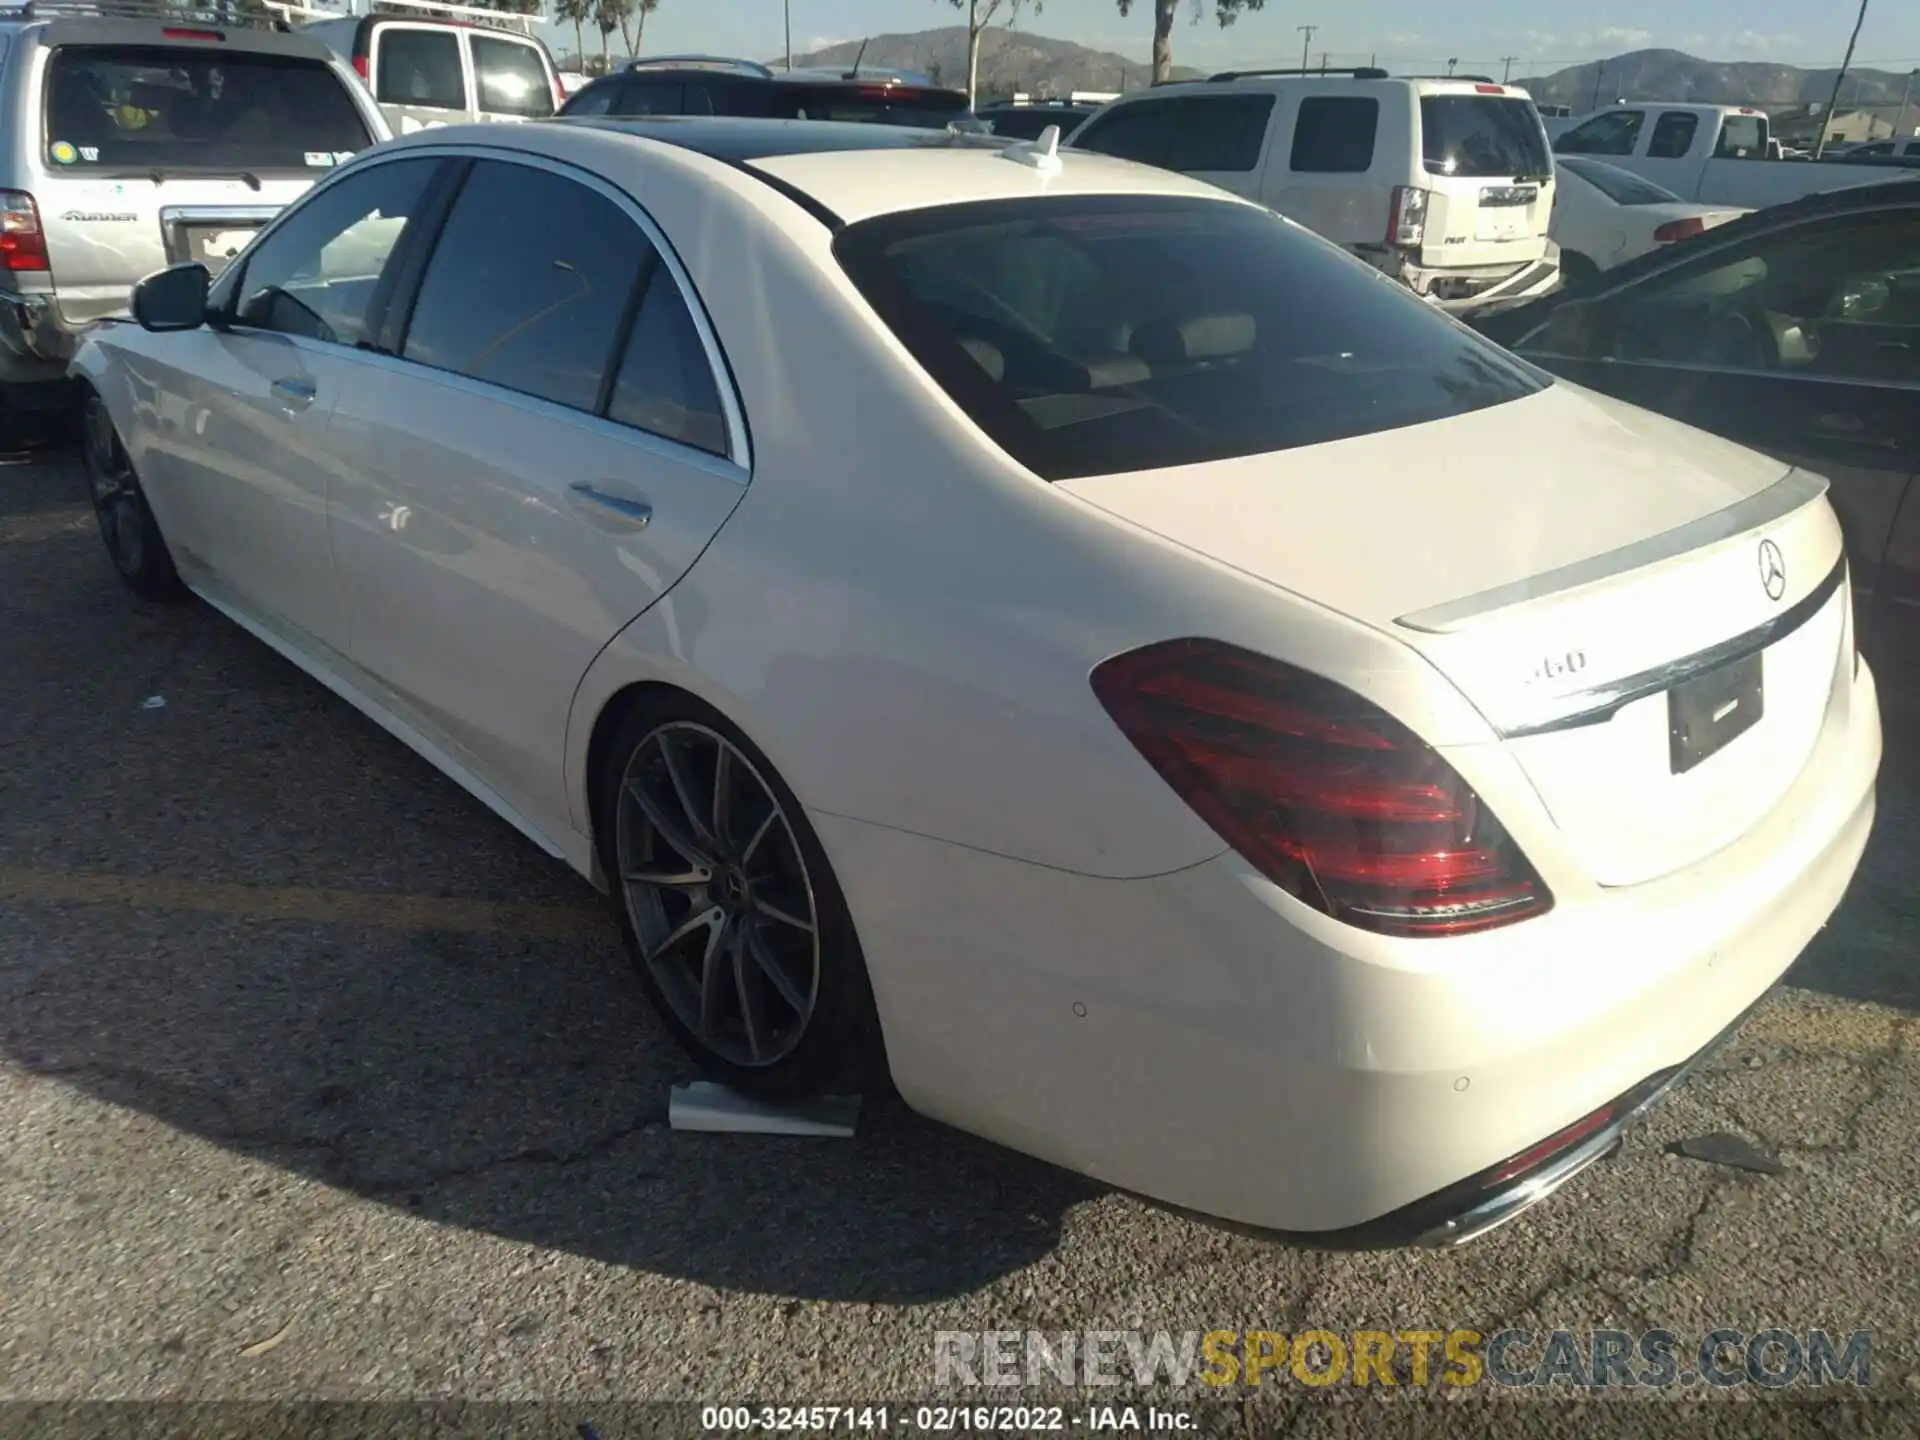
{"left": 844, "top": 37, "right": 869, "bottom": 80}
{"left": 1001, "top": 123, "right": 1064, "bottom": 174}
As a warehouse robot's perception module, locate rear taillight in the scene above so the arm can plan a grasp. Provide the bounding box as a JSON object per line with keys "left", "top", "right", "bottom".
{"left": 353, "top": 53, "right": 370, "bottom": 82}
{"left": 0, "top": 191, "right": 48, "bottom": 273}
{"left": 161, "top": 26, "right": 225, "bottom": 40}
{"left": 1091, "top": 639, "right": 1552, "bottom": 938}
{"left": 1654, "top": 216, "right": 1708, "bottom": 243}
{"left": 551, "top": 72, "right": 566, "bottom": 112}
{"left": 1387, "top": 185, "right": 1429, "bottom": 250}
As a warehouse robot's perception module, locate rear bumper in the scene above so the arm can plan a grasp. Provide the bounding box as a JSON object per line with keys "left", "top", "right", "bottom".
{"left": 0, "top": 292, "right": 81, "bottom": 386}
{"left": 1428, "top": 245, "right": 1564, "bottom": 314}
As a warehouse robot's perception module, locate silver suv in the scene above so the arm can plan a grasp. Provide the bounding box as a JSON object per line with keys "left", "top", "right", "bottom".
{"left": 0, "top": 1, "right": 388, "bottom": 421}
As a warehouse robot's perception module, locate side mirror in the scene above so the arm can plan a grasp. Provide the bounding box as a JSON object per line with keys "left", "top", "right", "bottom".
{"left": 131, "top": 262, "right": 211, "bottom": 333}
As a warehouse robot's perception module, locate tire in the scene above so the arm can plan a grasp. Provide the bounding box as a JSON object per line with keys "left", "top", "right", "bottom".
{"left": 81, "top": 391, "right": 185, "bottom": 602}
{"left": 595, "top": 690, "right": 885, "bottom": 1102}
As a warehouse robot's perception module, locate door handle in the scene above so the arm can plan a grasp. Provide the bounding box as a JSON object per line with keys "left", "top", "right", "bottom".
{"left": 269, "top": 376, "right": 317, "bottom": 410}
{"left": 1808, "top": 411, "right": 1898, "bottom": 448}
{"left": 567, "top": 481, "right": 652, "bottom": 530}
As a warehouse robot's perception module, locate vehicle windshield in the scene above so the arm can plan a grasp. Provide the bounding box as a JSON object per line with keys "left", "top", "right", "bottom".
{"left": 776, "top": 84, "right": 969, "bottom": 130}
{"left": 43, "top": 45, "right": 372, "bottom": 171}
{"left": 1421, "top": 95, "right": 1552, "bottom": 178}
{"left": 1559, "top": 155, "right": 1684, "bottom": 205}
{"left": 834, "top": 195, "right": 1545, "bottom": 482}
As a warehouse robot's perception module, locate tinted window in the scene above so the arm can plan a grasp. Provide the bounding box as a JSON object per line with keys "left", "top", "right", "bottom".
{"left": 703, "top": 78, "right": 769, "bottom": 117}
{"left": 1420, "top": 96, "right": 1550, "bottom": 177}
{"left": 1522, "top": 210, "right": 1920, "bottom": 387}
{"left": 560, "top": 80, "right": 619, "bottom": 117}
{"left": 473, "top": 36, "right": 553, "bottom": 118}
{"left": 375, "top": 28, "right": 464, "bottom": 111}
{"left": 607, "top": 271, "right": 729, "bottom": 456}
{"left": 232, "top": 158, "right": 437, "bottom": 346}
{"left": 985, "top": 108, "right": 1088, "bottom": 141}
{"left": 43, "top": 46, "right": 371, "bottom": 171}
{"left": 610, "top": 80, "right": 684, "bottom": 116}
{"left": 774, "top": 84, "right": 967, "bottom": 129}
{"left": 1290, "top": 96, "right": 1379, "bottom": 173}
{"left": 836, "top": 196, "right": 1542, "bottom": 482}
{"left": 1072, "top": 94, "right": 1274, "bottom": 172}
{"left": 1715, "top": 115, "right": 1765, "bottom": 158}
{"left": 1558, "top": 156, "right": 1682, "bottom": 205}
{"left": 402, "top": 161, "right": 647, "bottom": 412}
{"left": 1647, "top": 111, "right": 1698, "bottom": 158}
{"left": 1554, "top": 109, "right": 1645, "bottom": 157}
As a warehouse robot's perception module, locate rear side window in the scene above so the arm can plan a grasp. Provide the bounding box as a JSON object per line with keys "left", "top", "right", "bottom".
{"left": 607, "top": 272, "right": 729, "bottom": 456}
{"left": 835, "top": 196, "right": 1542, "bottom": 482}
{"left": 1554, "top": 109, "right": 1644, "bottom": 157}
{"left": 1420, "top": 96, "right": 1551, "bottom": 177}
{"left": 375, "top": 28, "right": 465, "bottom": 111}
{"left": 610, "top": 80, "right": 685, "bottom": 116}
{"left": 774, "top": 84, "right": 966, "bottom": 129}
{"left": 402, "top": 160, "right": 648, "bottom": 413}
{"left": 1716, "top": 115, "right": 1764, "bottom": 158}
{"left": 43, "top": 46, "right": 372, "bottom": 171}
{"left": 1289, "top": 97, "right": 1379, "bottom": 173}
{"left": 1072, "top": 95, "right": 1274, "bottom": 173}
{"left": 1647, "top": 111, "right": 1698, "bottom": 158}
{"left": 472, "top": 36, "right": 553, "bottom": 118}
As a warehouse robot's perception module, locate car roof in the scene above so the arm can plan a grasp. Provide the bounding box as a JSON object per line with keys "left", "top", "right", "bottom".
{"left": 462, "top": 116, "right": 1250, "bottom": 227}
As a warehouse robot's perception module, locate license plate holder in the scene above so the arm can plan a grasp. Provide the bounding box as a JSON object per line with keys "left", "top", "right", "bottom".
{"left": 182, "top": 223, "right": 260, "bottom": 273}
{"left": 1668, "top": 650, "right": 1764, "bottom": 774}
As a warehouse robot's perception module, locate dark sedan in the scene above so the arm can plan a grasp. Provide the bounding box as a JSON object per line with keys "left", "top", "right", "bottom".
{"left": 1474, "top": 180, "right": 1919, "bottom": 667}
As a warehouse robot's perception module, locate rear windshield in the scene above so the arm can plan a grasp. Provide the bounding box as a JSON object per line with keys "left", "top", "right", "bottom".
{"left": 1420, "top": 95, "right": 1551, "bottom": 178}
{"left": 774, "top": 84, "right": 967, "bottom": 129}
{"left": 1559, "top": 156, "right": 1681, "bottom": 205}
{"left": 834, "top": 196, "right": 1543, "bottom": 482}
{"left": 44, "top": 46, "right": 372, "bottom": 172}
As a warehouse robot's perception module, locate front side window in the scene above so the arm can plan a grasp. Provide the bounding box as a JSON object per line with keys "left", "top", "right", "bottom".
{"left": 1420, "top": 96, "right": 1551, "bottom": 177}
{"left": 43, "top": 45, "right": 371, "bottom": 171}
{"left": 560, "top": 80, "right": 618, "bottom": 117}
{"left": 1520, "top": 209, "right": 1920, "bottom": 386}
{"left": 374, "top": 28, "right": 465, "bottom": 111}
{"left": 1554, "top": 109, "right": 1645, "bottom": 157}
{"left": 472, "top": 36, "right": 553, "bottom": 118}
{"left": 835, "top": 195, "right": 1543, "bottom": 481}
{"left": 1071, "top": 95, "right": 1274, "bottom": 173}
{"left": 231, "top": 158, "right": 439, "bottom": 346}
{"left": 401, "top": 160, "right": 648, "bottom": 412}
{"left": 1647, "top": 111, "right": 1699, "bottom": 158}
{"left": 1290, "top": 97, "right": 1379, "bottom": 173}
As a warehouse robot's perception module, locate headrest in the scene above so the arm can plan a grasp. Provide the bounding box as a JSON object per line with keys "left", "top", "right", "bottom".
{"left": 1132, "top": 312, "right": 1257, "bottom": 367}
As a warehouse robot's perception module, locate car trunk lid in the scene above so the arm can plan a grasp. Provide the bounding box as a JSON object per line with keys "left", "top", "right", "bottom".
{"left": 1058, "top": 383, "right": 1850, "bottom": 887}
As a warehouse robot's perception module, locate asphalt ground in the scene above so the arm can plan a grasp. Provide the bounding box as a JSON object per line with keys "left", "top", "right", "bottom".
{"left": 1, "top": 441, "right": 1916, "bottom": 1437}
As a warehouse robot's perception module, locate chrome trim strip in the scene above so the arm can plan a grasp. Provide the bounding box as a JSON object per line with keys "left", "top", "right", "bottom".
{"left": 1395, "top": 468, "right": 1829, "bottom": 634}
{"left": 1500, "top": 553, "right": 1847, "bottom": 739}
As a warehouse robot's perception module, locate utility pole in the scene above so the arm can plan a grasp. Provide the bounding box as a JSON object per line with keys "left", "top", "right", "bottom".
{"left": 1318, "top": 53, "right": 1328, "bottom": 74}
{"left": 1814, "top": 0, "right": 1871, "bottom": 160}
{"left": 1896, "top": 67, "right": 1917, "bottom": 139}
{"left": 784, "top": 0, "right": 792, "bottom": 71}
{"left": 1297, "top": 24, "right": 1317, "bottom": 73}
{"left": 1499, "top": 55, "right": 1517, "bottom": 83}
{"left": 1589, "top": 60, "right": 1606, "bottom": 112}
{"left": 1445, "top": 57, "right": 1458, "bottom": 76}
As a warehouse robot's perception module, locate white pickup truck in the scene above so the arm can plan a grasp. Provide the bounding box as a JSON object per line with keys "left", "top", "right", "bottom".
{"left": 1550, "top": 103, "right": 1916, "bottom": 209}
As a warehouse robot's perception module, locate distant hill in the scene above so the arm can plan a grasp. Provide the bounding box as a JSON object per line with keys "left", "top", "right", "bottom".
{"left": 772, "top": 27, "right": 1202, "bottom": 97}
{"left": 1516, "top": 49, "right": 1916, "bottom": 115}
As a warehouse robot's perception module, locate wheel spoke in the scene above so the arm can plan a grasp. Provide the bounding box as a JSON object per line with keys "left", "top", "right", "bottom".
{"left": 753, "top": 897, "right": 816, "bottom": 936}
{"left": 654, "top": 730, "right": 713, "bottom": 848}
{"left": 643, "top": 903, "right": 722, "bottom": 966}
{"left": 740, "top": 807, "right": 777, "bottom": 867}
{"left": 711, "top": 744, "right": 733, "bottom": 849}
{"left": 624, "top": 777, "right": 713, "bottom": 870}
{"left": 733, "top": 927, "right": 768, "bottom": 1062}
{"left": 746, "top": 922, "right": 808, "bottom": 1014}
{"left": 622, "top": 862, "right": 708, "bottom": 889}
{"left": 698, "top": 918, "right": 732, "bottom": 1038}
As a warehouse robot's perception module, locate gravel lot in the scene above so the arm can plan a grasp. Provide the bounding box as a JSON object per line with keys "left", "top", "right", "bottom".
{"left": 1, "top": 444, "right": 1914, "bottom": 1435}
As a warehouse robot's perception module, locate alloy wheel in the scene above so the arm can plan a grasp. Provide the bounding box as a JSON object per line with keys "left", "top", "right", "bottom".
{"left": 83, "top": 399, "right": 145, "bottom": 578}
{"left": 615, "top": 721, "right": 822, "bottom": 1068}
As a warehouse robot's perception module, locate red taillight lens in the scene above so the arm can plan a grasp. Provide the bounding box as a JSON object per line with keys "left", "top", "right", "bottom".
{"left": 1474, "top": 83, "right": 1504, "bottom": 94}
{"left": 353, "top": 53, "right": 370, "bottom": 82}
{"left": 551, "top": 73, "right": 566, "bottom": 112}
{"left": 1654, "top": 216, "right": 1708, "bottom": 243}
{"left": 162, "top": 26, "right": 225, "bottom": 40}
{"left": 0, "top": 190, "right": 48, "bottom": 273}
{"left": 1386, "top": 184, "right": 1428, "bottom": 250}
{"left": 1091, "top": 638, "right": 1552, "bottom": 938}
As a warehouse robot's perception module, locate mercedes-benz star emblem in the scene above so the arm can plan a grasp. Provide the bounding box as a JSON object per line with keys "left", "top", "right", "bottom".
{"left": 1758, "top": 539, "right": 1787, "bottom": 602}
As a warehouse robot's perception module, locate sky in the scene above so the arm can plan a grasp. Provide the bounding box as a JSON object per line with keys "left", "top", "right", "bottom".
{"left": 550, "top": 0, "right": 1920, "bottom": 77}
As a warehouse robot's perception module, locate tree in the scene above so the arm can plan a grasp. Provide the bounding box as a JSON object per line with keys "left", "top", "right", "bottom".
{"left": 554, "top": 0, "right": 593, "bottom": 68}
{"left": 621, "top": 0, "right": 660, "bottom": 58}
{"left": 1116, "top": 0, "right": 1264, "bottom": 86}
{"left": 593, "top": 0, "right": 626, "bottom": 67}
{"left": 940, "top": 0, "right": 1039, "bottom": 110}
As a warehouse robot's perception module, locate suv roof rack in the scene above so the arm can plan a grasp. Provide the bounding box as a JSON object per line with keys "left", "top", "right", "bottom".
{"left": 1207, "top": 65, "right": 1390, "bottom": 81}
{"left": 1, "top": 0, "right": 289, "bottom": 26}
{"left": 624, "top": 54, "right": 773, "bottom": 77}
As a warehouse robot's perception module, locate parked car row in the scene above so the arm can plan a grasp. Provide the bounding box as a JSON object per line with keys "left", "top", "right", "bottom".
{"left": 1, "top": 7, "right": 1899, "bottom": 1253}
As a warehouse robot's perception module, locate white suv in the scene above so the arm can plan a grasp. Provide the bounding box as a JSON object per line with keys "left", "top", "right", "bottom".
{"left": 1069, "top": 67, "right": 1561, "bottom": 311}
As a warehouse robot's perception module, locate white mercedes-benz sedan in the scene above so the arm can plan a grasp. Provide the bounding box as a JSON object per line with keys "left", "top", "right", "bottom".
{"left": 73, "top": 117, "right": 1881, "bottom": 1247}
